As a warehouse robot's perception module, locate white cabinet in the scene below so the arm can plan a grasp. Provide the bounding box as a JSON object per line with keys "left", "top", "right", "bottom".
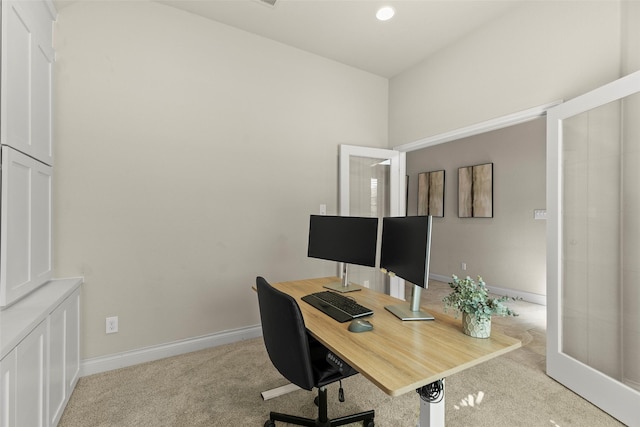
{"left": 0, "top": 280, "right": 81, "bottom": 427}
{"left": 0, "top": 0, "right": 56, "bottom": 309}
{"left": 16, "top": 320, "right": 47, "bottom": 427}
{"left": 1, "top": 146, "right": 53, "bottom": 307}
{"left": 1, "top": 320, "right": 47, "bottom": 427}
{"left": 1, "top": 0, "right": 56, "bottom": 165}
{"left": 0, "top": 0, "right": 56, "bottom": 308}
{"left": 47, "top": 290, "right": 80, "bottom": 427}
{"left": 0, "top": 1, "right": 66, "bottom": 424}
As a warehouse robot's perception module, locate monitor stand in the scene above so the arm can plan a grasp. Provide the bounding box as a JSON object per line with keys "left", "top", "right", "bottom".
{"left": 385, "top": 284, "right": 434, "bottom": 321}
{"left": 323, "top": 263, "right": 362, "bottom": 293}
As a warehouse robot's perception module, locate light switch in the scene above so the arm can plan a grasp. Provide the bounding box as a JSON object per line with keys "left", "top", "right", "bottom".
{"left": 534, "top": 209, "right": 547, "bottom": 220}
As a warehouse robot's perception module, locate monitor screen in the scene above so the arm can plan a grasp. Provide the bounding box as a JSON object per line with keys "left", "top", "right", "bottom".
{"left": 380, "top": 216, "right": 432, "bottom": 288}
{"left": 307, "top": 215, "right": 378, "bottom": 267}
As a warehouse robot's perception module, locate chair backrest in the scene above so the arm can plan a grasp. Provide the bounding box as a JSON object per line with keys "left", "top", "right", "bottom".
{"left": 256, "top": 276, "right": 315, "bottom": 391}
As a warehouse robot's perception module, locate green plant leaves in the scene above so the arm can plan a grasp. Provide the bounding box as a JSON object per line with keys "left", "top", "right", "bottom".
{"left": 443, "top": 274, "right": 519, "bottom": 320}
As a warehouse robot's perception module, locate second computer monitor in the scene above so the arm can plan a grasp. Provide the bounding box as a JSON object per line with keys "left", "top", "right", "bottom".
{"left": 380, "top": 215, "right": 434, "bottom": 320}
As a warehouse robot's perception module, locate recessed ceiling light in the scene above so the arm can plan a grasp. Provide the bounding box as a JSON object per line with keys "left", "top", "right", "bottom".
{"left": 376, "top": 6, "right": 395, "bottom": 21}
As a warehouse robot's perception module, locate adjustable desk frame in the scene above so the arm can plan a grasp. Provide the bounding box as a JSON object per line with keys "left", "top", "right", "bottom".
{"left": 267, "top": 277, "right": 521, "bottom": 427}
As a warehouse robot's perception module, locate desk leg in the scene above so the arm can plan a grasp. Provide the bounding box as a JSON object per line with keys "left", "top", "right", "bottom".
{"left": 417, "top": 379, "right": 445, "bottom": 427}
{"left": 261, "top": 383, "right": 301, "bottom": 400}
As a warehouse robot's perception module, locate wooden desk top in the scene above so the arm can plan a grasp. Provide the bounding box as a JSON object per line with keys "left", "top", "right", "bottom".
{"left": 273, "top": 277, "right": 521, "bottom": 397}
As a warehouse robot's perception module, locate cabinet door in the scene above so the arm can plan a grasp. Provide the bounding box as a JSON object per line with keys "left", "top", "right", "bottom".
{"left": 0, "top": 350, "right": 17, "bottom": 427}
{"left": 48, "top": 288, "right": 80, "bottom": 427}
{"left": 48, "top": 305, "right": 66, "bottom": 427}
{"left": 1, "top": 0, "right": 55, "bottom": 165}
{"left": 65, "top": 290, "right": 81, "bottom": 393}
{"left": 0, "top": 146, "right": 53, "bottom": 307}
{"left": 16, "top": 320, "right": 47, "bottom": 427}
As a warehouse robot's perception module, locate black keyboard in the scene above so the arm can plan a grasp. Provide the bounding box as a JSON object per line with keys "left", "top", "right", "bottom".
{"left": 301, "top": 291, "right": 373, "bottom": 323}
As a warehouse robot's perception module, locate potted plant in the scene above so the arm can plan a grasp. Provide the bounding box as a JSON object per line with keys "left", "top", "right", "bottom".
{"left": 442, "top": 275, "right": 518, "bottom": 338}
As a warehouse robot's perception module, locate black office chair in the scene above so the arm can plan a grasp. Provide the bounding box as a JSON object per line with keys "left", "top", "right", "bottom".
{"left": 256, "top": 276, "right": 375, "bottom": 427}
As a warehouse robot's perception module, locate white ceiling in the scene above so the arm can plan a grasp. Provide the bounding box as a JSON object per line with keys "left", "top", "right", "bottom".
{"left": 55, "top": 0, "right": 523, "bottom": 78}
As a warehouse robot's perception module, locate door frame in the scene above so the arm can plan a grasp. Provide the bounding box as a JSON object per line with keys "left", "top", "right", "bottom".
{"left": 339, "top": 144, "right": 406, "bottom": 298}
{"left": 339, "top": 144, "right": 406, "bottom": 217}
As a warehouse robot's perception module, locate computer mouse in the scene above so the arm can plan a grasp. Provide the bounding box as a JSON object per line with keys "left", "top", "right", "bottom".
{"left": 348, "top": 319, "right": 373, "bottom": 333}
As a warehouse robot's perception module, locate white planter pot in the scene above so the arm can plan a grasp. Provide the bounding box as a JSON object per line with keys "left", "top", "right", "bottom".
{"left": 462, "top": 312, "right": 491, "bottom": 338}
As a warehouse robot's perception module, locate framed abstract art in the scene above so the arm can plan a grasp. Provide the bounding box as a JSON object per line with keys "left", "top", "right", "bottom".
{"left": 417, "top": 170, "right": 445, "bottom": 217}
{"left": 458, "top": 163, "right": 493, "bottom": 218}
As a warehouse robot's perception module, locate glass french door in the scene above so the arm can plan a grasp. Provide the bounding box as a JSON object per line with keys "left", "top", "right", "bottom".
{"left": 339, "top": 145, "right": 406, "bottom": 298}
{"left": 547, "top": 70, "right": 640, "bottom": 426}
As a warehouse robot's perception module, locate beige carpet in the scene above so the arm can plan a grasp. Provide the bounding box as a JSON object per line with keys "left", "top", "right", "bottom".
{"left": 59, "top": 281, "right": 625, "bottom": 426}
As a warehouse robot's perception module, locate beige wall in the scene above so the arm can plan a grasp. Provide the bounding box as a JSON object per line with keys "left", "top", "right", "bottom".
{"left": 622, "top": 0, "right": 640, "bottom": 74}
{"left": 53, "top": 1, "right": 388, "bottom": 359}
{"left": 406, "top": 119, "right": 546, "bottom": 296}
{"left": 389, "top": 0, "right": 623, "bottom": 146}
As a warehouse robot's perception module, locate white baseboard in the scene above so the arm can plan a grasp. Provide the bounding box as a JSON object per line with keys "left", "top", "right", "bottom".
{"left": 429, "top": 273, "right": 454, "bottom": 284}
{"left": 430, "top": 273, "right": 546, "bottom": 306}
{"left": 80, "top": 276, "right": 546, "bottom": 377}
{"left": 81, "top": 325, "right": 263, "bottom": 377}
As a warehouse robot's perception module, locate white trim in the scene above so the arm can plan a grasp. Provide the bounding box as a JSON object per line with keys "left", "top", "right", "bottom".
{"left": 549, "top": 72, "right": 640, "bottom": 119}
{"left": 393, "top": 101, "right": 562, "bottom": 153}
{"left": 430, "top": 273, "right": 546, "bottom": 306}
{"left": 485, "top": 284, "right": 546, "bottom": 306}
{"left": 81, "top": 325, "right": 263, "bottom": 377}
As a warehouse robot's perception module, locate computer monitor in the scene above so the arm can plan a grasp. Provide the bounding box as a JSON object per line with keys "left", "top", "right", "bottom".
{"left": 307, "top": 215, "right": 379, "bottom": 292}
{"left": 380, "top": 215, "right": 435, "bottom": 320}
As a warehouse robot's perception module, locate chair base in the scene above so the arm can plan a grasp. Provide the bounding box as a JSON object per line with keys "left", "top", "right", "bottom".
{"left": 265, "top": 386, "right": 374, "bottom": 427}
{"left": 266, "top": 409, "right": 375, "bottom": 427}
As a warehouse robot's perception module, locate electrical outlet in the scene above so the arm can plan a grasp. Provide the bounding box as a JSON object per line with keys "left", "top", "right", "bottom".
{"left": 461, "top": 262, "right": 467, "bottom": 271}
{"left": 106, "top": 316, "right": 118, "bottom": 334}
{"left": 320, "top": 204, "right": 327, "bottom": 215}
{"left": 363, "top": 280, "right": 370, "bottom": 288}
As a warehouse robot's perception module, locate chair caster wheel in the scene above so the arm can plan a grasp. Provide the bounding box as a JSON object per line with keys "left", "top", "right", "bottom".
{"left": 314, "top": 396, "right": 319, "bottom": 406}
{"left": 364, "top": 419, "right": 374, "bottom": 427}
{"left": 264, "top": 420, "right": 275, "bottom": 427}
